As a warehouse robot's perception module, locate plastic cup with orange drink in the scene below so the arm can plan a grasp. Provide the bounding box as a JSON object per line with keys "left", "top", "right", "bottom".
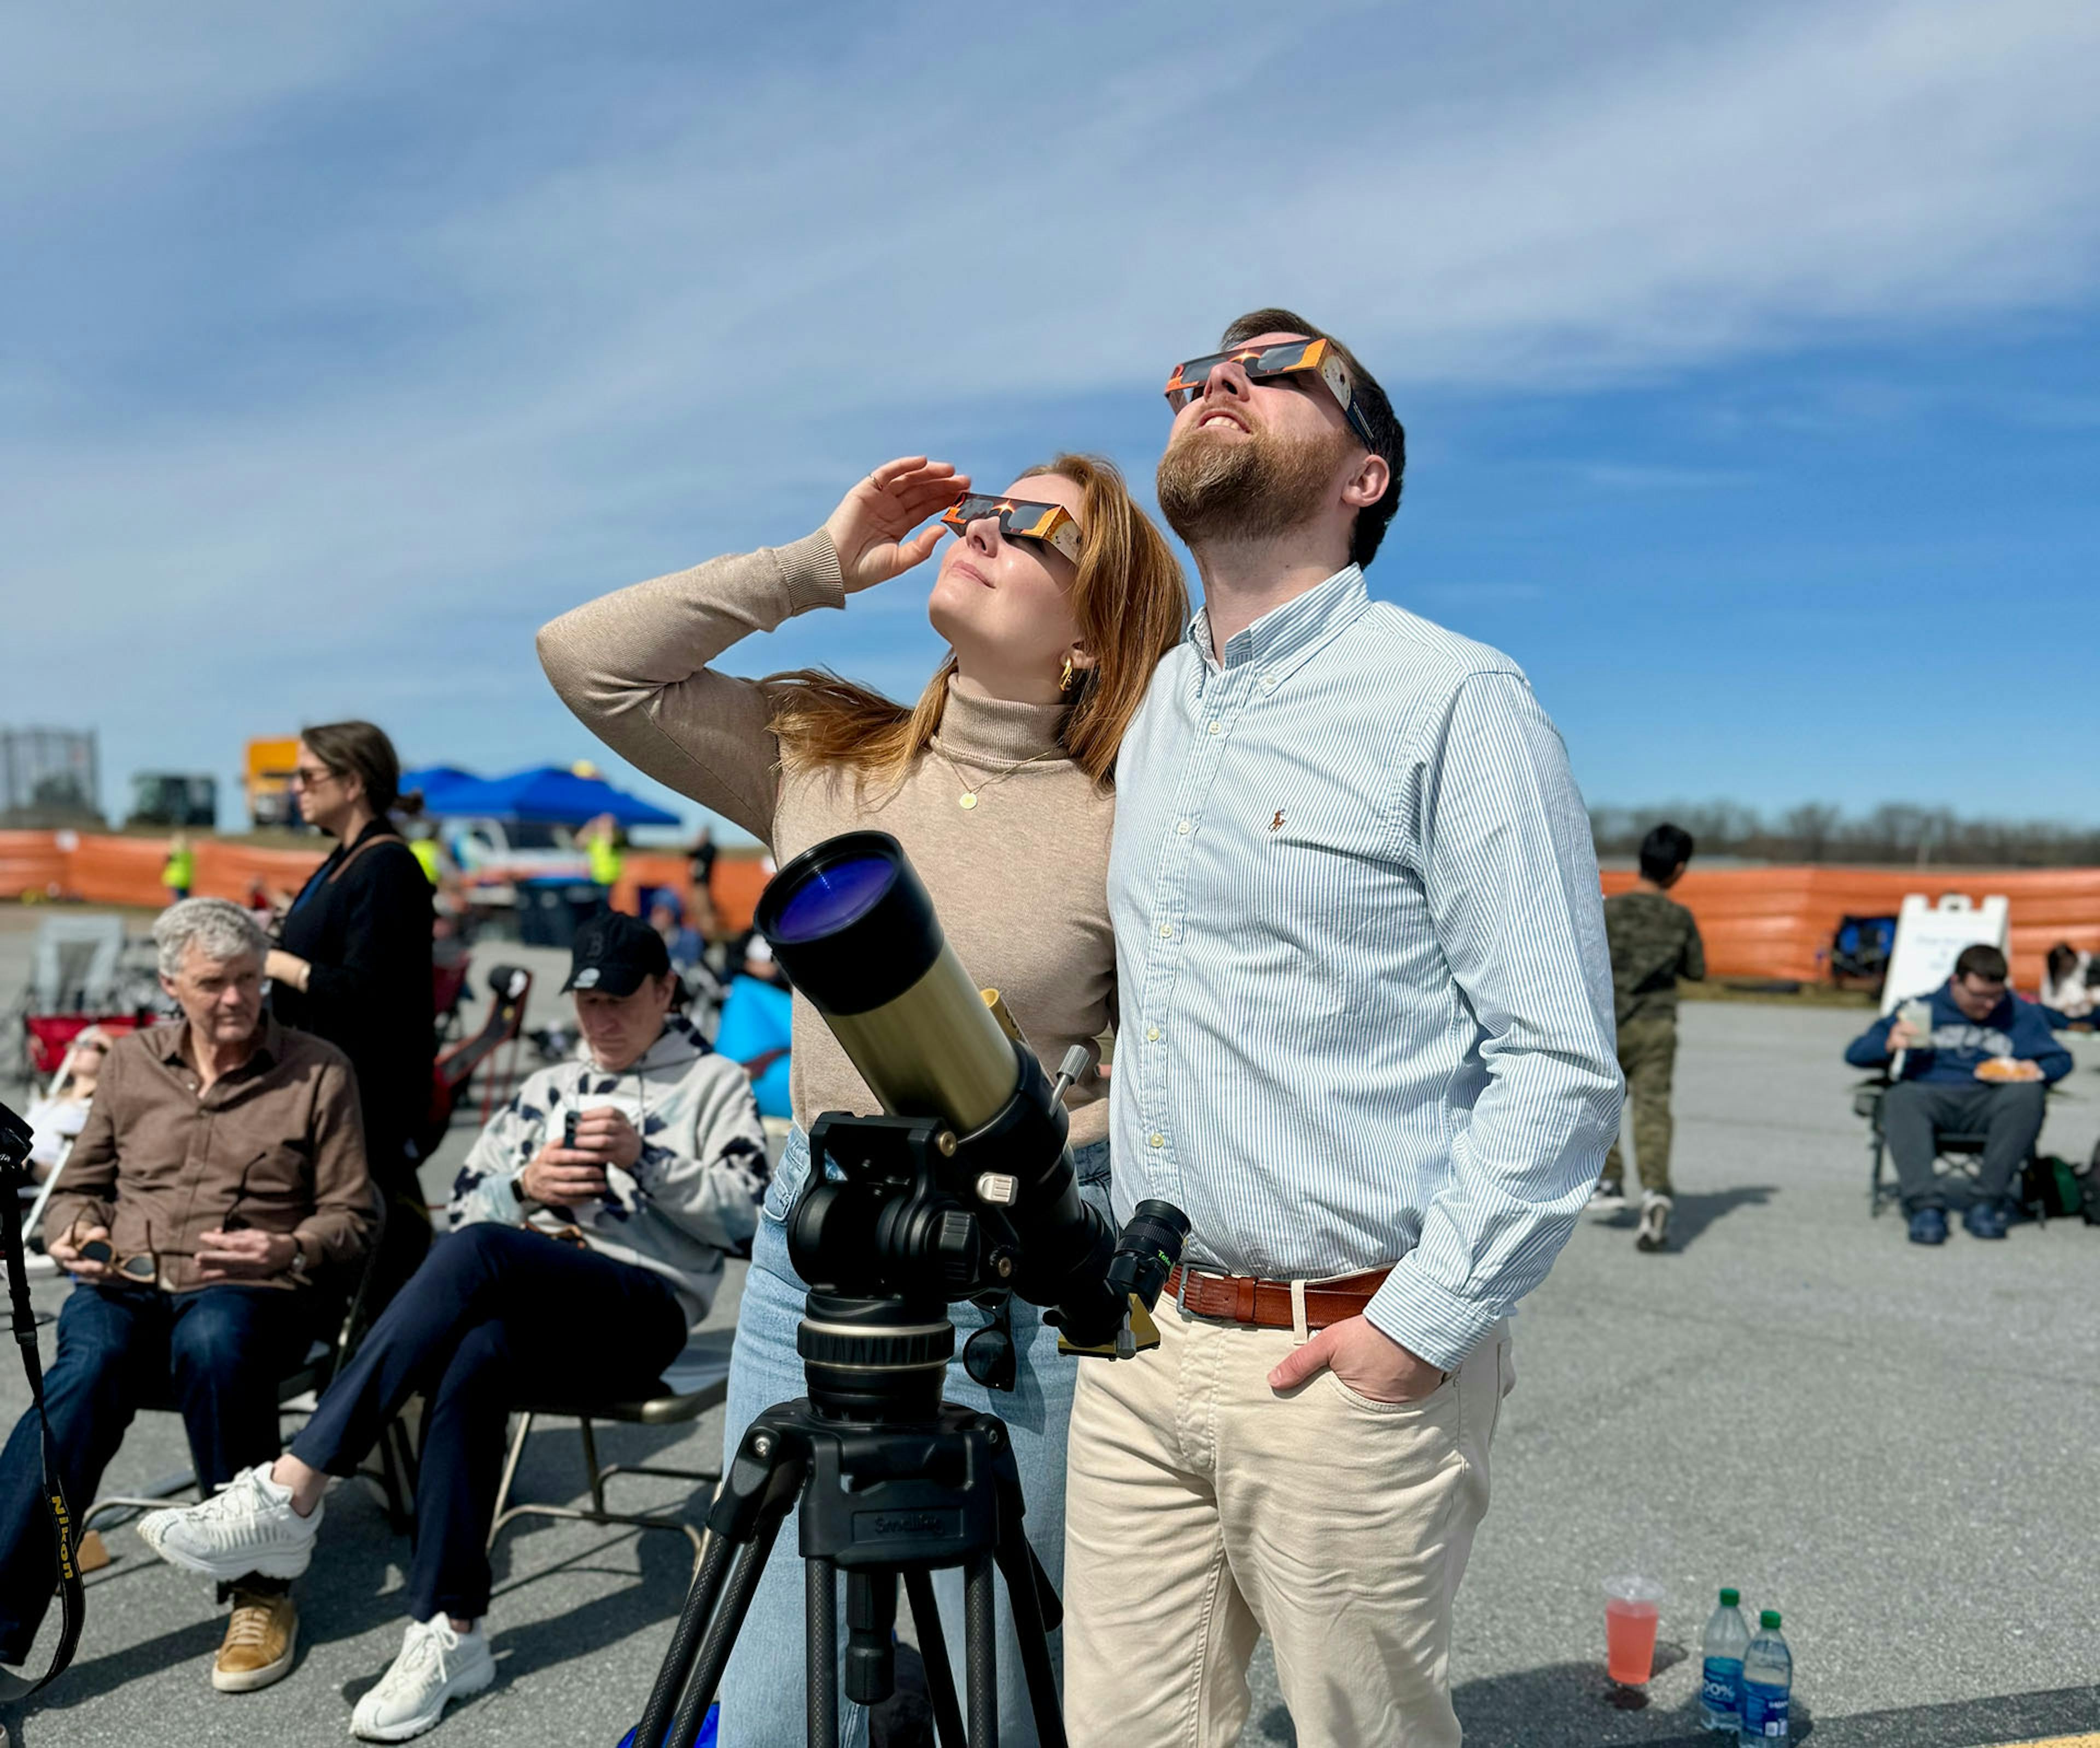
{"left": 1602, "top": 1575, "right": 1666, "bottom": 1685}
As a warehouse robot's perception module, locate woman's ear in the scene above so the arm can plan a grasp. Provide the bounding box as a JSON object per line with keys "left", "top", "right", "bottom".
{"left": 1067, "top": 641, "right": 1098, "bottom": 674}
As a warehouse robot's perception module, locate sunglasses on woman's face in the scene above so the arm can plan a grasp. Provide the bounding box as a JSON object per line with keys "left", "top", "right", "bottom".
{"left": 938, "top": 495, "right": 1084, "bottom": 564}
{"left": 288, "top": 765, "right": 338, "bottom": 789}
{"left": 1163, "top": 335, "right": 1377, "bottom": 448}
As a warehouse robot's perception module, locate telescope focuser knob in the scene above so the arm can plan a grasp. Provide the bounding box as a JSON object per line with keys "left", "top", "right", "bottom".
{"left": 975, "top": 1172, "right": 1019, "bottom": 1207}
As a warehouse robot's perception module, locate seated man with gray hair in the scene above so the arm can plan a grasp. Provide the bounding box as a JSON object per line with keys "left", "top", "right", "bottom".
{"left": 0, "top": 898, "right": 374, "bottom": 1694}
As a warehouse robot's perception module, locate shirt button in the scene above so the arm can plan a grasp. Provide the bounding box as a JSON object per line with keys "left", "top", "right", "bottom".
{"left": 1146, "top": 1026, "right": 1160, "bottom": 1041}
{"left": 1148, "top": 1133, "right": 1165, "bottom": 1149}
{"left": 1176, "top": 820, "right": 1191, "bottom": 835}
{"left": 1158, "top": 923, "right": 1172, "bottom": 938}
{"left": 1207, "top": 720, "right": 1221, "bottom": 735}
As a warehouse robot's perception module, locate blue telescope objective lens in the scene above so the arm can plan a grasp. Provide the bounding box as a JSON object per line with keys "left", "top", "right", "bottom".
{"left": 768, "top": 854, "right": 897, "bottom": 944}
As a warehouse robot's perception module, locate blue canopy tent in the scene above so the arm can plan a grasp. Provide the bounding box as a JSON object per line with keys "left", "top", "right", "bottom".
{"left": 430, "top": 766, "right": 679, "bottom": 828}
{"left": 399, "top": 766, "right": 482, "bottom": 814}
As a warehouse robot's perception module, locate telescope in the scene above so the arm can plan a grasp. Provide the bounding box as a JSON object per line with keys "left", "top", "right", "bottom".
{"left": 757, "top": 829, "right": 1186, "bottom": 1360}
{"left": 629, "top": 834, "right": 1187, "bottom": 1748}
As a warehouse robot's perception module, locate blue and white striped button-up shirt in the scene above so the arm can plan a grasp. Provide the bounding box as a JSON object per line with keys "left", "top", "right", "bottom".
{"left": 1107, "top": 563, "right": 1621, "bottom": 1371}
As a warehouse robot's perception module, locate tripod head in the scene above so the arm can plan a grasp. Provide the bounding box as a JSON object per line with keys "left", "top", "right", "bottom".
{"left": 0, "top": 1099, "right": 32, "bottom": 1186}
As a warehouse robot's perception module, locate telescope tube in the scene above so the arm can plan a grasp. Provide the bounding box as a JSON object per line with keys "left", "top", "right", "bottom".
{"left": 755, "top": 831, "right": 1022, "bottom": 1132}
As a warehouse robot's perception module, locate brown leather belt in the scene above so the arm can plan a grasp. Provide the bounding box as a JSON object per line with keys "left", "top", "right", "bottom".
{"left": 1165, "top": 1265, "right": 1392, "bottom": 1331}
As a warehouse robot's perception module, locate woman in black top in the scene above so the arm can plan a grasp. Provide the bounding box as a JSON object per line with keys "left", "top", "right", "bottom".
{"left": 266, "top": 721, "right": 435, "bottom": 1274}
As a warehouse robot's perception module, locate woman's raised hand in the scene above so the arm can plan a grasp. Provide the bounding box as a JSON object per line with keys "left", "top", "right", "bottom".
{"left": 824, "top": 458, "right": 971, "bottom": 595}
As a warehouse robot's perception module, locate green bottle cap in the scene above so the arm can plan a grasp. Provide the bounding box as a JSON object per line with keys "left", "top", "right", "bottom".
{"left": 1719, "top": 1588, "right": 1740, "bottom": 1607}
{"left": 1761, "top": 1609, "right": 1782, "bottom": 1629}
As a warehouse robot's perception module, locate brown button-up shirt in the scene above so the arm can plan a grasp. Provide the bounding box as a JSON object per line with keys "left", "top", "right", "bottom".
{"left": 42, "top": 1017, "right": 375, "bottom": 1294}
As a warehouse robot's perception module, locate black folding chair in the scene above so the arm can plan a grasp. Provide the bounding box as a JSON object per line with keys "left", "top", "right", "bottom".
{"left": 486, "top": 1327, "right": 736, "bottom": 1574}
{"left": 80, "top": 1188, "right": 413, "bottom": 1533}
{"left": 1854, "top": 1077, "right": 2039, "bottom": 1217}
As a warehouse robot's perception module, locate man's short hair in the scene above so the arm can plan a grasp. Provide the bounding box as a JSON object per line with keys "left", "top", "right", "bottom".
{"left": 1638, "top": 823, "right": 1695, "bottom": 884}
{"left": 1218, "top": 308, "right": 1405, "bottom": 569}
{"left": 154, "top": 896, "right": 269, "bottom": 977}
{"left": 1954, "top": 943, "right": 2009, "bottom": 984}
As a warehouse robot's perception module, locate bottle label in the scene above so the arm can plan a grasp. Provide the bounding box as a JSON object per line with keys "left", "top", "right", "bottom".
{"left": 1701, "top": 1656, "right": 1743, "bottom": 1711}
{"left": 1741, "top": 1680, "right": 1790, "bottom": 1737}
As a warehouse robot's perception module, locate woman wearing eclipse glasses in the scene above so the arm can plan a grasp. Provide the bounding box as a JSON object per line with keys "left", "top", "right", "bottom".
{"left": 536, "top": 453, "right": 1186, "bottom": 1746}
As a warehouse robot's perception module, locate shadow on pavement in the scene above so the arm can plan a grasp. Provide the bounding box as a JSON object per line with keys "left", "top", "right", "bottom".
{"left": 1452, "top": 1656, "right": 1812, "bottom": 1745}
{"left": 1664, "top": 1185, "right": 1777, "bottom": 1250}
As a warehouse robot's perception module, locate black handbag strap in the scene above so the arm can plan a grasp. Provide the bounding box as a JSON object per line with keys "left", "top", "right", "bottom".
{"left": 0, "top": 1153, "right": 83, "bottom": 1703}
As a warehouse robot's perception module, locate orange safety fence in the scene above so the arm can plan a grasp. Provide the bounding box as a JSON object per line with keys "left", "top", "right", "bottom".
{"left": 1601, "top": 866, "right": 2100, "bottom": 992}
{"left": 1, "top": 832, "right": 325, "bottom": 908}
{"left": 13, "top": 833, "right": 2099, "bottom": 989}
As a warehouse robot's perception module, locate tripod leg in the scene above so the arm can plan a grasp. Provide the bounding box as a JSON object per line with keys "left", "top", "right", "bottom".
{"left": 844, "top": 1568, "right": 896, "bottom": 1707}
{"left": 633, "top": 1530, "right": 737, "bottom": 1748}
{"left": 807, "top": 1557, "right": 839, "bottom": 1748}
{"left": 964, "top": 1554, "right": 998, "bottom": 1748}
{"left": 993, "top": 1523, "right": 1069, "bottom": 1748}
{"left": 902, "top": 1568, "right": 968, "bottom": 1748}
{"left": 674, "top": 1526, "right": 789, "bottom": 1748}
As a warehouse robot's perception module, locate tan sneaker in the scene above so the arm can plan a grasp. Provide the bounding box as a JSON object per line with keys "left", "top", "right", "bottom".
{"left": 213, "top": 1587, "right": 296, "bottom": 1692}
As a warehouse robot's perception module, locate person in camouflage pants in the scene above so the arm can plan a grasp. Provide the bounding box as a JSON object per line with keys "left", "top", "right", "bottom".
{"left": 1597, "top": 822, "right": 1705, "bottom": 1250}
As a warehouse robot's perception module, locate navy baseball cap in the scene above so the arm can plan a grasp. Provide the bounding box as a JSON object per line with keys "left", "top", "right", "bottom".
{"left": 562, "top": 910, "right": 672, "bottom": 996}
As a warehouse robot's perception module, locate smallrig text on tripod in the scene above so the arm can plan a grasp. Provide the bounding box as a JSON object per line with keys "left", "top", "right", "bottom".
{"left": 628, "top": 834, "right": 1186, "bottom": 1748}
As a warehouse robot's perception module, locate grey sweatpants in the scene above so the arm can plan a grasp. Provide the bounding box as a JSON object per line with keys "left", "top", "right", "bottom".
{"left": 1882, "top": 1079, "right": 2044, "bottom": 1211}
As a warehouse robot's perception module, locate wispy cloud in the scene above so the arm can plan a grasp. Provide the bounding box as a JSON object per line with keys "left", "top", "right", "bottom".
{"left": 4, "top": 0, "right": 2097, "bottom": 823}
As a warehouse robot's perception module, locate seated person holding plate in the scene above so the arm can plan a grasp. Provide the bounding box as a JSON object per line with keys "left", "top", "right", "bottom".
{"left": 1845, "top": 943, "right": 2071, "bottom": 1244}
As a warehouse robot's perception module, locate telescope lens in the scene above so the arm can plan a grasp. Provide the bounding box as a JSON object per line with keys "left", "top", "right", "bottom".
{"left": 771, "top": 853, "right": 896, "bottom": 943}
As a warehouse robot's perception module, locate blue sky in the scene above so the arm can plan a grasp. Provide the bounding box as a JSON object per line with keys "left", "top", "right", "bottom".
{"left": 7, "top": 1, "right": 2098, "bottom": 839}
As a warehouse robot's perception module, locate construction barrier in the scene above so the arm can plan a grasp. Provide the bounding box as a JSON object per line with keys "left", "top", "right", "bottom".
{"left": 10, "top": 833, "right": 2098, "bottom": 990}
{"left": 1601, "top": 866, "right": 2100, "bottom": 992}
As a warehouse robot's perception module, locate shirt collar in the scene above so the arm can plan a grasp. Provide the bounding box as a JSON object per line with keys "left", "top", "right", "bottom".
{"left": 1187, "top": 564, "right": 1370, "bottom": 684}
{"left": 161, "top": 1016, "right": 282, "bottom": 1075}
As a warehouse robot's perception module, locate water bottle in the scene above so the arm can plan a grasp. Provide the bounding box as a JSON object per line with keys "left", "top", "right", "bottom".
{"left": 1738, "top": 1610, "right": 1792, "bottom": 1743}
{"left": 1699, "top": 1586, "right": 1752, "bottom": 1731}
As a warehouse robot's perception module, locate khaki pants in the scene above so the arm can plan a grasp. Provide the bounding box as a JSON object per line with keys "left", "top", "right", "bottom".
{"left": 1062, "top": 1298, "right": 1513, "bottom": 1747}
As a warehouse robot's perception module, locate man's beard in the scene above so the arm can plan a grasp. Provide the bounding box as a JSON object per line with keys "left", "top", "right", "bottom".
{"left": 1156, "top": 418, "right": 1354, "bottom": 551}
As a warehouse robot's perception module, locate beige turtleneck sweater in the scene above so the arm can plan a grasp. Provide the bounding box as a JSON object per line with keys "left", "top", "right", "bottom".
{"left": 536, "top": 532, "right": 1115, "bottom": 1147}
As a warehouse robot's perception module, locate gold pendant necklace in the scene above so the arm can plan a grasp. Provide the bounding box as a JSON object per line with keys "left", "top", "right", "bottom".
{"left": 935, "top": 741, "right": 1060, "bottom": 811}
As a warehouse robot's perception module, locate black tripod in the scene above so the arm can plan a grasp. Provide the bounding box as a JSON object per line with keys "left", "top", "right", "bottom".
{"left": 631, "top": 1287, "right": 1065, "bottom": 1748}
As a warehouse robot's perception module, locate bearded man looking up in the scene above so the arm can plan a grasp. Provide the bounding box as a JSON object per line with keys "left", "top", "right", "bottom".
{"left": 1062, "top": 312, "right": 1623, "bottom": 1747}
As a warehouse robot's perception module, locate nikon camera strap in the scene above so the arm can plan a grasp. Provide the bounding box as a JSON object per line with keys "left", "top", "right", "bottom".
{"left": 0, "top": 1101, "right": 83, "bottom": 1704}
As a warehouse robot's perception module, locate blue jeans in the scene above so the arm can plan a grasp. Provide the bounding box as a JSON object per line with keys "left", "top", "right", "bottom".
{"left": 716, "top": 1128, "right": 1111, "bottom": 1748}
{"left": 0, "top": 1283, "right": 317, "bottom": 1661}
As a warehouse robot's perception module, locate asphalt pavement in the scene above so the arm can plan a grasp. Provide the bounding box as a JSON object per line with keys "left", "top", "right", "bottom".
{"left": 3, "top": 911, "right": 2097, "bottom": 1746}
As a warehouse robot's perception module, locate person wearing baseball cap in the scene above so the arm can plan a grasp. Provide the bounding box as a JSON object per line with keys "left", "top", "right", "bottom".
{"left": 139, "top": 905, "right": 770, "bottom": 1740}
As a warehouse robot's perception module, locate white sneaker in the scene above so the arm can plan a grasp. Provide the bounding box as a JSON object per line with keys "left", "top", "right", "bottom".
{"left": 1636, "top": 1192, "right": 1673, "bottom": 1252}
{"left": 351, "top": 1616, "right": 495, "bottom": 1741}
{"left": 138, "top": 1463, "right": 321, "bottom": 1582}
{"left": 1589, "top": 1179, "right": 1627, "bottom": 1211}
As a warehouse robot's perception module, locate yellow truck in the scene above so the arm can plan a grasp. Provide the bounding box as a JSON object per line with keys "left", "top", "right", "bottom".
{"left": 244, "top": 737, "right": 303, "bottom": 829}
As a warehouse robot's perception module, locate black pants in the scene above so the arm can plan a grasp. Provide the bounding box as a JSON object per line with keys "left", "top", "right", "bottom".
{"left": 0, "top": 1284, "right": 317, "bottom": 1660}
{"left": 1883, "top": 1079, "right": 2045, "bottom": 1212}
{"left": 290, "top": 1223, "right": 686, "bottom": 1622}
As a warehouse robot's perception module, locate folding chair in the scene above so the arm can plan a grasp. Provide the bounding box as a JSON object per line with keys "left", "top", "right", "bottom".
{"left": 79, "top": 1188, "right": 413, "bottom": 1533}
{"left": 1854, "top": 1077, "right": 2038, "bottom": 1217}
{"left": 486, "top": 1326, "right": 736, "bottom": 1572}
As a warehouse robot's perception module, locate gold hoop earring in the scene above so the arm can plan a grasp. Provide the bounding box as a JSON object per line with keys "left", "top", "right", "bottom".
{"left": 1059, "top": 656, "right": 1078, "bottom": 694}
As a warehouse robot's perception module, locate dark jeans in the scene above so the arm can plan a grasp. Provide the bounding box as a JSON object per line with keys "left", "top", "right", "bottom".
{"left": 0, "top": 1283, "right": 317, "bottom": 1661}
{"left": 290, "top": 1222, "right": 686, "bottom": 1623}
{"left": 1883, "top": 1079, "right": 2046, "bottom": 1212}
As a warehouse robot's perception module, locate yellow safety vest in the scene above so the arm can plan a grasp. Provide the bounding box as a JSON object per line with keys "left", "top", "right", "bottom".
{"left": 162, "top": 846, "right": 195, "bottom": 890}
{"left": 588, "top": 835, "right": 623, "bottom": 887}
{"left": 410, "top": 839, "right": 442, "bottom": 885}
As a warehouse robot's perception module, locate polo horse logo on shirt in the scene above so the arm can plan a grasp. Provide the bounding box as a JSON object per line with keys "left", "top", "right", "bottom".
{"left": 1270, "top": 811, "right": 1286, "bottom": 832}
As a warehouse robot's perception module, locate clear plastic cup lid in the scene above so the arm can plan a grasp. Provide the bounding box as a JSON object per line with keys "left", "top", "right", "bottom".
{"left": 1602, "top": 1575, "right": 1667, "bottom": 1604}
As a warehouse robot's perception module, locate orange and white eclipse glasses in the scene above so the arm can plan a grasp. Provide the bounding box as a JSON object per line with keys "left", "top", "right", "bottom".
{"left": 938, "top": 494, "right": 1084, "bottom": 563}
{"left": 1163, "top": 336, "right": 1375, "bottom": 448}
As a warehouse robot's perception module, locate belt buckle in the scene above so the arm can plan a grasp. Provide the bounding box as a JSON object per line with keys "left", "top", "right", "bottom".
{"left": 1176, "top": 1263, "right": 1227, "bottom": 1316}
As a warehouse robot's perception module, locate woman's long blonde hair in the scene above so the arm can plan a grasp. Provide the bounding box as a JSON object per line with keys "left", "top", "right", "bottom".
{"left": 766, "top": 453, "right": 1187, "bottom": 787}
